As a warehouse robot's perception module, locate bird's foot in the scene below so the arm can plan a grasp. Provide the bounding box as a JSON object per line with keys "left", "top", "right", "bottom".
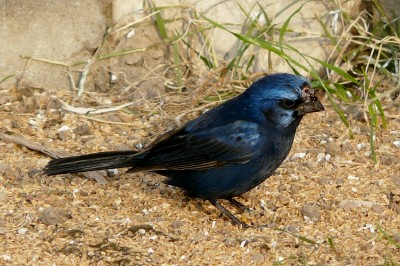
{"left": 210, "top": 200, "right": 251, "bottom": 228}
{"left": 227, "top": 198, "right": 252, "bottom": 213}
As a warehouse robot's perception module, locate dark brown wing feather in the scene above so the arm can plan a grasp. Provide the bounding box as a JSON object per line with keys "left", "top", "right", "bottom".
{"left": 131, "top": 121, "right": 261, "bottom": 171}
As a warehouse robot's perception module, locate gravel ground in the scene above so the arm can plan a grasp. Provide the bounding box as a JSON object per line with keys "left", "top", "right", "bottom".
{"left": 0, "top": 84, "right": 399, "bottom": 265}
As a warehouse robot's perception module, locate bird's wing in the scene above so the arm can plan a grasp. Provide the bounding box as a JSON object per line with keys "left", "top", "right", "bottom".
{"left": 136, "top": 120, "right": 262, "bottom": 171}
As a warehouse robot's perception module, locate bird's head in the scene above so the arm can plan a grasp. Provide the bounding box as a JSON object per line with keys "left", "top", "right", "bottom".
{"left": 245, "top": 73, "right": 325, "bottom": 128}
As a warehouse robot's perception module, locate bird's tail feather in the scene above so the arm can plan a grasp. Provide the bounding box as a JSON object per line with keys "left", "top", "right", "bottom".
{"left": 44, "top": 150, "right": 144, "bottom": 175}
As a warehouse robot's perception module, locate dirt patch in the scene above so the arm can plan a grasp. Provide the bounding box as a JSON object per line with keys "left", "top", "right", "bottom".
{"left": 0, "top": 79, "right": 399, "bottom": 265}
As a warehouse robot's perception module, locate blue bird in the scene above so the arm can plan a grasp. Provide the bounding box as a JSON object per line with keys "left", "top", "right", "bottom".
{"left": 44, "top": 73, "right": 324, "bottom": 227}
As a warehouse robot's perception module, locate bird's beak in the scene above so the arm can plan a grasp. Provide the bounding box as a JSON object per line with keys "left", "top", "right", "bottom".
{"left": 296, "top": 85, "right": 325, "bottom": 116}
{"left": 296, "top": 99, "right": 324, "bottom": 116}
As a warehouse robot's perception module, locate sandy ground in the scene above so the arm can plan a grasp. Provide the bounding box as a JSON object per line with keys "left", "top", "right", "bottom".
{"left": 0, "top": 84, "right": 399, "bottom": 265}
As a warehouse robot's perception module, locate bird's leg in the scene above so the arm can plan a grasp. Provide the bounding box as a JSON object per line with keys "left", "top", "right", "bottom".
{"left": 227, "top": 198, "right": 252, "bottom": 213}
{"left": 210, "top": 200, "right": 249, "bottom": 228}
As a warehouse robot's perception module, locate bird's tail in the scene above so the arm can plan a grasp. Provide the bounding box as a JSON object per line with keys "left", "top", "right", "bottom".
{"left": 43, "top": 150, "right": 145, "bottom": 175}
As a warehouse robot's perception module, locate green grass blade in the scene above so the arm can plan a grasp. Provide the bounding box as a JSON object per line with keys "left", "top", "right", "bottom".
{"left": 279, "top": 1, "right": 310, "bottom": 45}
{"left": 181, "top": 39, "right": 215, "bottom": 68}
{"left": 327, "top": 237, "right": 339, "bottom": 256}
{"left": 245, "top": 55, "right": 255, "bottom": 72}
{"left": 368, "top": 113, "right": 377, "bottom": 163}
{"left": 172, "top": 42, "right": 183, "bottom": 88}
{"left": 303, "top": 54, "right": 359, "bottom": 84}
{"left": 149, "top": 4, "right": 168, "bottom": 39}
{"left": 0, "top": 74, "right": 14, "bottom": 85}
{"left": 376, "top": 225, "right": 400, "bottom": 249}
{"left": 275, "top": 228, "right": 317, "bottom": 245}
{"left": 257, "top": 3, "right": 272, "bottom": 27}
{"left": 274, "top": 0, "right": 305, "bottom": 19}
{"left": 315, "top": 15, "right": 338, "bottom": 47}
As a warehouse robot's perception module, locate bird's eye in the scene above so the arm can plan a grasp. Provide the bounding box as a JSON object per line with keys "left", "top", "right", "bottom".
{"left": 280, "top": 98, "right": 297, "bottom": 109}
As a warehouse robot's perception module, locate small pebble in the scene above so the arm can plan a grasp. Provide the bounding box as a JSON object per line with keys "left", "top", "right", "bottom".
{"left": 170, "top": 220, "right": 184, "bottom": 229}
{"left": 223, "top": 238, "right": 237, "bottom": 247}
{"left": 339, "top": 200, "right": 374, "bottom": 210}
{"left": 292, "top": 152, "right": 306, "bottom": 160}
{"left": 371, "top": 204, "right": 384, "bottom": 213}
{"left": 393, "top": 140, "right": 400, "bottom": 147}
{"left": 73, "top": 123, "right": 91, "bottom": 136}
{"left": 0, "top": 162, "right": 10, "bottom": 173}
{"left": 390, "top": 176, "right": 400, "bottom": 187}
{"left": 28, "top": 119, "right": 37, "bottom": 127}
{"left": 285, "top": 225, "right": 299, "bottom": 234}
{"left": 325, "top": 142, "right": 341, "bottom": 155}
{"left": 316, "top": 153, "right": 326, "bottom": 162}
{"left": 301, "top": 203, "right": 321, "bottom": 222}
{"left": 0, "top": 255, "right": 12, "bottom": 262}
{"left": 58, "top": 125, "right": 70, "bottom": 132}
{"left": 0, "top": 192, "right": 8, "bottom": 202}
{"left": 39, "top": 207, "right": 72, "bottom": 225}
{"left": 251, "top": 252, "right": 264, "bottom": 262}
{"left": 380, "top": 154, "right": 397, "bottom": 165}
{"left": 356, "top": 143, "right": 366, "bottom": 150}
{"left": 17, "top": 228, "right": 28, "bottom": 235}
{"left": 58, "top": 130, "right": 73, "bottom": 141}
{"left": 347, "top": 175, "right": 360, "bottom": 181}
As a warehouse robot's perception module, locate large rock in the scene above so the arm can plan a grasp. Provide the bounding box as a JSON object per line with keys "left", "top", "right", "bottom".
{"left": 2, "top": 0, "right": 384, "bottom": 92}
{"left": 0, "top": 1, "right": 108, "bottom": 90}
